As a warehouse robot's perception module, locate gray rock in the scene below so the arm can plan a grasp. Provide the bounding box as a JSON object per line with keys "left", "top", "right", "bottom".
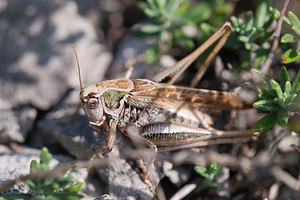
{"left": 278, "top": 135, "right": 300, "bottom": 152}
{"left": 216, "top": 167, "right": 230, "bottom": 198}
{"left": 95, "top": 142, "right": 156, "bottom": 200}
{"left": 106, "top": 35, "right": 161, "bottom": 80}
{"left": 0, "top": 146, "right": 64, "bottom": 194}
{"left": 0, "top": 145, "right": 100, "bottom": 199}
{"left": 0, "top": 0, "right": 111, "bottom": 110}
{"left": 95, "top": 194, "right": 115, "bottom": 200}
{"left": 163, "top": 161, "right": 190, "bottom": 187}
{"left": 0, "top": 146, "right": 60, "bottom": 183}
{"left": 0, "top": 144, "right": 11, "bottom": 153}
{"left": 38, "top": 89, "right": 106, "bottom": 159}
{"left": 0, "top": 107, "right": 37, "bottom": 144}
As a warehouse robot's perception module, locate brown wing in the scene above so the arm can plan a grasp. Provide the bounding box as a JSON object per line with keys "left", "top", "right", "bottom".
{"left": 128, "top": 79, "right": 249, "bottom": 110}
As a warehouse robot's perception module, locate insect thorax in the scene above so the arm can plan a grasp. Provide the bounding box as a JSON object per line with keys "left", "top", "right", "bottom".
{"left": 102, "top": 90, "right": 126, "bottom": 109}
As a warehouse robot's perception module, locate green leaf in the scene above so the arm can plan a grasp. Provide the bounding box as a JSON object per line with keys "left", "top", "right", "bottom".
{"left": 280, "top": 33, "right": 295, "bottom": 43}
{"left": 244, "top": 11, "right": 254, "bottom": 32}
{"left": 146, "top": 0, "right": 157, "bottom": 11}
{"left": 137, "top": 1, "right": 147, "bottom": 10}
{"left": 25, "top": 180, "right": 36, "bottom": 189}
{"left": 206, "top": 182, "right": 218, "bottom": 188}
{"left": 138, "top": 0, "right": 159, "bottom": 17}
{"left": 160, "top": 30, "right": 171, "bottom": 43}
{"left": 276, "top": 110, "right": 289, "bottom": 126}
{"left": 257, "top": 30, "right": 274, "bottom": 44}
{"left": 63, "top": 183, "right": 84, "bottom": 193}
{"left": 263, "top": 76, "right": 272, "bottom": 88}
{"left": 253, "top": 51, "right": 267, "bottom": 68}
{"left": 166, "top": 0, "right": 184, "bottom": 15}
{"left": 187, "top": 3, "right": 211, "bottom": 23}
{"left": 270, "top": 79, "right": 283, "bottom": 99}
{"left": 280, "top": 66, "right": 290, "bottom": 91}
{"left": 281, "top": 49, "right": 300, "bottom": 64}
{"left": 144, "top": 8, "right": 159, "bottom": 18}
{"left": 194, "top": 166, "right": 209, "bottom": 178}
{"left": 255, "top": 0, "right": 269, "bottom": 28}
{"left": 230, "top": 16, "right": 240, "bottom": 28}
{"left": 258, "top": 88, "right": 276, "bottom": 100}
{"left": 174, "top": 29, "right": 195, "bottom": 49}
{"left": 288, "top": 11, "right": 300, "bottom": 35}
{"left": 140, "top": 24, "right": 162, "bottom": 34}
{"left": 30, "top": 160, "right": 39, "bottom": 171}
{"left": 269, "top": 6, "right": 291, "bottom": 25}
{"left": 145, "top": 46, "right": 160, "bottom": 63}
{"left": 40, "top": 147, "right": 51, "bottom": 166}
{"left": 269, "top": 6, "right": 280, "bottom": 20}
{"left": 273, "top": 97, "right": 285, "bottom": 108}
{"left": 156, "top": 0, "right": 166, "bottom": 9}
{"left": 253, "top": 100, "right": 279, "bottom": 111}
{"left": 286, "top": 93, "right": 297, "bottom": 106}
{"left": 176, "top": 37, "right": 194, "bottom": 49}
{"left": 238, "top": 35, "right": 249, "bottom": 43}
{"left": 284, "top": 81, "right": 292, "bottom": 96}
{"left": 251, "top": 112, "right": 277, "bottom": 132}
{"left": 199, "top": 23, "right": 216, "bottom": 35}
{"left": 262, "top": 15, "right": 274, "bottom": 29}
{"left": 292, "top": 69, "right": 300, "bottom": 93}
{"left": 209, "top": 162, "right": 222, "bottom": 176}
{"left": 63, "top": 169, "right": 73, "bottom": 178}
{"left": 244, "top": 43, "right": 253, "bottom": 51}
{"left": 45, "top": 192, "right": 84, "bottom": 200}
{"left": 53, "top": 177, "right": 75, "bottom": 190}
{"left": 0, "top": 194, "right": 32, "bottom": 200}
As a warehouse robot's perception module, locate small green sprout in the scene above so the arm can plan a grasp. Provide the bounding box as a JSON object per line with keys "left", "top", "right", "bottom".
{"left": 0, "top": 147, "right": 84, "bottom": 200}
{"left": 137, "top": 0, "right": 232, "bottom": 63}
{"left": 252, "top": 67, "right": 300, "bottom": 132}
{"left": 193, "top": 162, "right": 222, "bottom": 193}
{"left": 230, "top": 0, "right": 276, "bottom": 70}
{"left": 279, "top": 11, "right": 300, "bottom": 64}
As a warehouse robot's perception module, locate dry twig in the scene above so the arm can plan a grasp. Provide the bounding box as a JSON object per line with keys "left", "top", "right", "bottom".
{"left": 260, "top": 0, "right": 290, "bottom": 75}
{"left": 270, "top": 166, "right": 300, "bottom": 191}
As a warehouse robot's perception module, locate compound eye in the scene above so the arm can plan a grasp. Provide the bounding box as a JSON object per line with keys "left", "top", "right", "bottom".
{"left": 88, "top": 97, "right": 99, "bottom": 109}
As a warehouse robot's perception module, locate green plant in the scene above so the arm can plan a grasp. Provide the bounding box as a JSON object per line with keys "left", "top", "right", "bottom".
{"left": 0, "top": 147, "right": 84, "bottom": 200}
{"left": 278, "top": 11, "right": 300, "bottom": 64}
{"left": 137, "top": 0, "right": 232, "bottom": 63}
{"left": 252, "top": 66, "right": 300, "bottom": 132}
{"left": 193, "top": 162, "right": 222, "bottom": 193}
{"left": 230, "top": 0, "right": 276, "bottom": 70}
{"left": 231, "top": 2, "right": 300, "bottom": 70}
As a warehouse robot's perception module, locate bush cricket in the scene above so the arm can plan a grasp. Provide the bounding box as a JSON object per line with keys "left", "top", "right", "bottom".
{"left": 75, "top": 22, "right": 258, "bottom": 194}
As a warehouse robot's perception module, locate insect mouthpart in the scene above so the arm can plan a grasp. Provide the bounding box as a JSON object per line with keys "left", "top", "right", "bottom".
{"left": 87, "top": 96, "right": 100, "bottom": 109}
{"left": 81, "top": 94, "right": 104, "bottom": 126}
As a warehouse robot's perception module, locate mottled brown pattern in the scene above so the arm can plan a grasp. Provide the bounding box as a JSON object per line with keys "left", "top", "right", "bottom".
{"left": 128, "top": 79, "right": 246, "bottom": 110}
{"left": 98, "top": 79, "right": 134, "bottom": 92}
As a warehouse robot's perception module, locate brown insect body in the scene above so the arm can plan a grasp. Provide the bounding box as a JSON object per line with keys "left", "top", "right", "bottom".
{"left": 80, "top": 78, "right": 251, "bottom": 150}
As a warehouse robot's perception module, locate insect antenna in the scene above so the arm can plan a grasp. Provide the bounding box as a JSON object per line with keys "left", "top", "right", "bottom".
{"left": 72, "top": 46, "right": 83, "bottom": 91}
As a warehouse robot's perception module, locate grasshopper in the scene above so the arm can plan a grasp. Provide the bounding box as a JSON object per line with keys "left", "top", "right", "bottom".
{"left": 75, "top": 22, "right": 258, "bottom": 194}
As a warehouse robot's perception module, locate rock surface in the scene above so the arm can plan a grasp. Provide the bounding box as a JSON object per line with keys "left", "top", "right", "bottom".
{"left": 0, "top": 0, "right": 111, "bottom": 110}
{"left": 106, "top": 35, "right": 161, "bottom": 80}
{"left": 0, "top": 107, "right": 36, "bottom": 144}
{"left": 0, "top": 145, "right": 100, "bottom": 200}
